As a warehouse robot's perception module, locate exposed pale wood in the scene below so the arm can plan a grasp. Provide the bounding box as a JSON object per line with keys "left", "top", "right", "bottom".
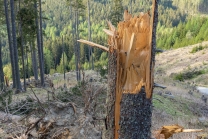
{"left": 107, "top": 20, "right": 116, "bottom": 32}
{"left": 103, "top": 29, "right": 114, "bottom": 37}
{"left": 77, "top": 39, "right": 109, "bottom": 52}
{"left": 182, "top": 129, "right": 203, "bottom": 133}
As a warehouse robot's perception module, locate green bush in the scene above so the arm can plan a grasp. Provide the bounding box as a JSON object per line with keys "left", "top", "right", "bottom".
{"left": 190, "top": 45, "right": 204, "bottom": 53}
{"left": 173, "top": 69, "right": 206, "bottom": 81}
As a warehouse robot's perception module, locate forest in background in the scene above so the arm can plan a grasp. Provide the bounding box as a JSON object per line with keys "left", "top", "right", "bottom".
{"left": 0, "top": 0, "right": 208, "bottom": 80}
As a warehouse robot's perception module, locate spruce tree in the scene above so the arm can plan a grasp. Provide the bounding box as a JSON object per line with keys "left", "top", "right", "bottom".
{"left": 110, "top": 0, "right": 124, "bottom": 26}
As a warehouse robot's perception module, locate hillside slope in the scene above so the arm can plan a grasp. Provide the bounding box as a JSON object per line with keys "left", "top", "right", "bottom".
{"left": 155, "top": 41, "right": 208, "bottom": 86}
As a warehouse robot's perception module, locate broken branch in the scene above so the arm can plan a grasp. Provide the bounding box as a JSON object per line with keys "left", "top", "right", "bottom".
{"left": 154, "top": 83, "right": 167, "bottom": 89}
{"left": 103, "top": 29, "right": 114, "bottom": 37}
{"left": 77, "top": 39, "right": 109, "bottom": 52}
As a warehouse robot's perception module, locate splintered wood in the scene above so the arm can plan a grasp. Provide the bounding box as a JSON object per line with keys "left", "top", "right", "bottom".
{"left": 154, "top": 125, "right": 203, "bottom": 139}
{"left": 78, "top": 11, "right": 154, "bottom": 98}
{"left": 117, "top": 11, "right": 153, "bottom": 98}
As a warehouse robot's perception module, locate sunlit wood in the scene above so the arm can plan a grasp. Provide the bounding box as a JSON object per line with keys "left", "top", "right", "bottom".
{"left": 77, "top": 39, "right": 109, "bottom": 52}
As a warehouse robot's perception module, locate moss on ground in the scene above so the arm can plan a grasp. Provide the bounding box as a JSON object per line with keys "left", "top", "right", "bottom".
{"left": 153, "top": 94, "right": 194, "bottom": 118}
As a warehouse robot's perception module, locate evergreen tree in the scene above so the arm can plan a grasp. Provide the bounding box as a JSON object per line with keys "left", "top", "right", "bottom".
{"left": 110, "top": 0, "right": 124, "bottom": 26}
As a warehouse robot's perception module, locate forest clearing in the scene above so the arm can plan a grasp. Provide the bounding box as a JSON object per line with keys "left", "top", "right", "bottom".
{"left": 0, "top": 43, "right": 208, "bottom": 138}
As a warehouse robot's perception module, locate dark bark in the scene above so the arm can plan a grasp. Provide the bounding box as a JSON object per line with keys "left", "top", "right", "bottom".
{"left": 87, "top": 0, "right": 94, "bottom": 70}
{"left": 75, "top": 11, "right": 79, "bottom": 81}
{"left": 119, "top": 90, "right": 152, "bottom": 138}
{"left": 26, "top": 50, "right": 30, "bottom": 82}
{"left": 0, "top": 41, "right": 4, "bottom": 89}
{"left": 103, "top": 50, "right": 117, "bottom": 138}
{"left": 4, "top": 0, "right": 16, "bottom": 88}
{"left": 20, "top": 23, "right": 26, "bottom": 91}
{"left": 35, "top": 1, "right": 44, "bottom": 86}
{"left": 62, "top": 36, "right": 66, "bottom": 81}
{"left": 30, "top": 42, "right": 38, "bottom": 80}
{"left": 39, "top": 0, "right": 45, "bottom": 85}
{"left": 75, "top": 9, "right": 81, "bottom": 81}
{"left": 19, "top": 0, "right": 26, "bottom": 91}
{"left": 10, "top": 0, "right": 21, "bottom": 91}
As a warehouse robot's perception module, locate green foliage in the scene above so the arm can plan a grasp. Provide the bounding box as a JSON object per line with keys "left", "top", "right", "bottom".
{"left": 50, "top": 69, "right": 56, "bottom": 75}
{"left": 3, "top": 64, "right": 12, "bottom": 79}
{"left": 83, "top": 62, "right": 90, "bottom": 70}
{"left": 157, "top": 17, "right": 208, "bottom": 49}
{"left": 44, "top": 47, "right": 54, "bottom": 74}
{"left": 110, "top": 0, "right": 124, "bottom": 26}
{"left": 71, "top": 82, "right": 85, "bottom": 96}
{"left": 95, "top": 62, "right": 107, "bottom": 77}
{"left": 56, "top": 52, "right": 68, "bottom": 73}
{"left": 173, "top": 69, "right": 207, "bottom": 81}
{"left": 190, "top": 45, "right": 204, "bottom": 53}
{"left": 68, "top": 54, "right": 76, "bottom": 70}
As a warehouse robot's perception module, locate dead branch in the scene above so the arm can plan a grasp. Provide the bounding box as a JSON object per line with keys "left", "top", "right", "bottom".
{"left": 152, "top": 98, "right": 164, "bottom": 104}
{"left": 77, "top": 39, "right": 109, "bottom": 52}
{"left": 30, "top": 87, "right": 46, "bottom": 114}
{"left": 25, "top": 115, "right": 44, "bottom": 135}
{"left": 154, "top": 83, "right": 167, "bottom": 89}
{"left": 103, "top": 29, "right": 114, "bottom": 37}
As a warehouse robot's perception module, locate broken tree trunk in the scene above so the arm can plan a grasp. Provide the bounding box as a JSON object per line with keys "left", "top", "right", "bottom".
{"left": 78, "top": 0, "right": 158, "bottom": 138}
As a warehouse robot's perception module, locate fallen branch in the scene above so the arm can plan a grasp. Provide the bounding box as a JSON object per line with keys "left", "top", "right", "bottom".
{"left": 30, "top": 88, "right": 46, "bottom": 114}
{"left": 152, "top": 98, "right": 164, "bottom": 104}
{"left": 25, "top": 115, "right": 44, "bottom": 135}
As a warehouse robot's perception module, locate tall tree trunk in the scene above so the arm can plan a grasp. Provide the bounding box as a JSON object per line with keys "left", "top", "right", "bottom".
{"left": 103, "top": 1, "right": 158, "bottom": 138}
{"left": 35, "top": 1, "right": 44, "bottom": 86}
{"left": 0, "top": 40, "right": 4, "bottom": 89}
{"left": 62, "top": 36, "right": 66, "bottom": 81}
{"left": 103, "top": 50, "right": 117, "bottom": 138}
{"left": 20, "top": 21, "right": 26, "bottom": 91}
{"left": 39, "top": 0, "right": 45, "bottom": 85}
{"left": 4, "top": 0, "right": 16, "bottom": 88}
{"left": 74, "top": 11, "right": 78, "bottom": 81}
{"left": 87, "top": 0, "right": 94, "bottom": 70}
{"left": 26, "top": 49, "right": 30, "bottom": 82}
{"left": 30, "top": 42, "right": 38, "bottom": 80}
{"left": 75, "top": 10, "right": 80, "bottom": 81}
{"left": 10, "top": 0, "right": 22, "bottom": 91}
{"left": 77, "top": 11, "right": 81, "bottom": 81}
{"left": 19, "top": 0, "right": 26, "bottom": 91}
